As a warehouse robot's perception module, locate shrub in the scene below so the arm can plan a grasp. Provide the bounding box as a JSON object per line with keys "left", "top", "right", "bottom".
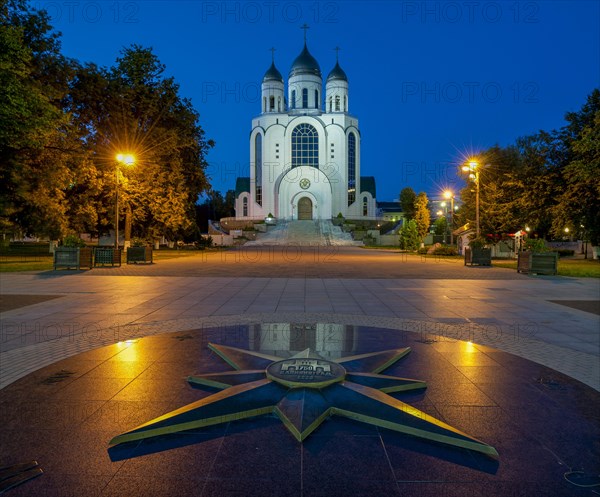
{"left": 62, "top": 235, "right": 86, "bottom": 248}
{"left": 399, "top": 219, "right": 420, "bottom": 251}
{"left": 432, "top": 245, "right": 458, "bottom": 256}
{"left": 363, "top": 234, "right": 376, "bottom": 246}
{"left": 417, "top": 246, "right": 429, "bottom": 255}
{"left": 468, "top": 237, "right": 487, "bottom": 249}
{"left": 197, "top": 235, "right": 213, "bottom": 249}
{"left": 555, "top": 249, "right": 575, "bottom": 257}
{"left": 524, "top": 238, "right": 548, "bottom": 252}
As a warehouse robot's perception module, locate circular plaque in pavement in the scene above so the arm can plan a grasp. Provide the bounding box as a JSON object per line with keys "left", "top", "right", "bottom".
{"left": 266, "top": 357, "right": 346, "bottom": 388}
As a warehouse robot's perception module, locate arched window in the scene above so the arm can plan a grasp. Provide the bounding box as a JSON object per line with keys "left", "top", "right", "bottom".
{"left": 269, "top": 96, "right": 275, "bottom": 111}
{"left": 291, "top": 90, "right": 296, "bottom": 109}
{"left": 291, "top": 123, "right": 319, "bottom": 168}
{"left": 314, "top": 89, "right": 319, "bottom": 109}
{"left": 347, "top": 132, "right": 356, "bottom": 206}
{"left": 243, "top": 197, "right": 248, "bottom": 217}
{"left": 344, "top": 95, "right": 347, "bottom": 112}
{"left": 329, "top": 96, "right": 332, "bottom": 112}
{"left": 255, "top": 134, "right": 262, "bottom": 206}
{"left": 335, "top": 96, "right": 340, "bottom": 112}
{"left": 363, "top": 196, "right": 368, "bottom": 216}
{"left": 263, "top": 97, "right": 266, "bottom": 113}
{"left": 302, "top": 88, "right": 308, "bottom": 108}
{"left": 277, "top": 97, "right": 281, "bottom": 112}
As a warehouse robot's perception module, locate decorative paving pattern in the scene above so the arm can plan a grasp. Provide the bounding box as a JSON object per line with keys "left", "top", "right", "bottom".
{"left": 1, "top": 324, "right": 598, "bottom": 496}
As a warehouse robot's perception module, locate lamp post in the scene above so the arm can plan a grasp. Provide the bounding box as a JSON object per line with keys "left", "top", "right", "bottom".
{"left": 115, "top": 154, "right": 135, "bottom": 249}
{"left": 462, "top": 161, "right": 480, "bottom": 238}
{"left": 443, "top": 190, "right": 455, "bottom": 245}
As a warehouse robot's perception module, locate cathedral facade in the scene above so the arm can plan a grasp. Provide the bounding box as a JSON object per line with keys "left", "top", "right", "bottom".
{"left": 234, "top": 36, "right": 376, "bottom": 221}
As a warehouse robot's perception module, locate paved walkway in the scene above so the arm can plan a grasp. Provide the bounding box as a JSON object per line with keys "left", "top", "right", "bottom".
{"left": 1, "top": 247, "right": 598, "bottom": 390}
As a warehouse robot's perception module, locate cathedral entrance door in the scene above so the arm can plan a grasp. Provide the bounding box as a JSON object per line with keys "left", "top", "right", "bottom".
{"left": 298, "top": 197, "right": 313, "bottom": 220}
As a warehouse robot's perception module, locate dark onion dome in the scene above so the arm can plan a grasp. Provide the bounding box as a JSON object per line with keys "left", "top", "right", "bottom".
{"left": 289, "top": 43, "right": 321, "bottom": 78}
{"left": 263, "top": 61, "right": 283, "bottom": 83}
{"left": 327, "top": 61, "right": 348, "bottom": 82}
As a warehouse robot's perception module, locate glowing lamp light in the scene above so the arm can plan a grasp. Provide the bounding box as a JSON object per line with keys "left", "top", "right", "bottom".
{"left": 443, "top": 190, "right": 453, "bottom": 199}
{"left": 116, "top": 153, "right": 135, "bottom": 165}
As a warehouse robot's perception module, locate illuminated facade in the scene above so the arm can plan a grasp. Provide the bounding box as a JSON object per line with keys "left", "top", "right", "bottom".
{"left": 235, "top": 36, "right": 376, "bottom": 220}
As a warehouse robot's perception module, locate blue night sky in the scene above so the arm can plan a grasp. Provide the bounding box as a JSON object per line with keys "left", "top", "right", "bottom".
{"left": 40, "top": 0, "right": 599, "bottom": 202}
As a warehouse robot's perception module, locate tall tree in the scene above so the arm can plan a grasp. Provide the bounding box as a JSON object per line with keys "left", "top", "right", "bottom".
{"left": 67, "top": 45, "right": 214, "bottom": 241}
{"left": 551, "top": 90, "right": 600, "bottom": 246}
{"left": 414, "top": 192, "right": 430, "bottom": 241}
{"left": 399, "top": 187, "right": 416, "bottom": 221}
{"left": 0, "top": 0, "right": 77, "bottom": 237}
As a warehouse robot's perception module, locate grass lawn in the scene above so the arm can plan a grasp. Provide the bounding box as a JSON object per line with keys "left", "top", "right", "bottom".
{"left": 0, "top": 256, "right": 54, "bottom": 272}
{"left": 493, "top": 258, "right": 600, "bottom": 278}
{"left": 0, "top": 248, "right": 226, "bottom": 272}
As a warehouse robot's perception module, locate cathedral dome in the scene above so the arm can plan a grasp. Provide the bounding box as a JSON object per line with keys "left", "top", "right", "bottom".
{"left": 263, "top": 61, "right": 283, "bottom": 83}
{"left": 326, "top": 61, "right": 348, "bottom": 82}
{"left": 289, "top": 43, "right": 321, "bottom": 78}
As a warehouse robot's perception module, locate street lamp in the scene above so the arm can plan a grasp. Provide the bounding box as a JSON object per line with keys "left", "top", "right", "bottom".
{"left": 115, "top": 153, "right": 135, "bottom": 249}
{"left": 443, "top": 190, "right": 455, "bottom": 245}
{"left": 462, "top": 160, "right": 480, "bottom": 238}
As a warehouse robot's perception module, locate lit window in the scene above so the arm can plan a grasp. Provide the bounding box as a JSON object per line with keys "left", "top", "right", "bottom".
{"left": 255, "top": 134, "right": 262, "bottom": 206}
{"left": 348, "top": 132, "right": 356, "bottom": 206}
{"left": 291, "top": 123, "right": 319, "bottom": 168}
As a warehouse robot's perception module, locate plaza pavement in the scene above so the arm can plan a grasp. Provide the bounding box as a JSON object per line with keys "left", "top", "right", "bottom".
{"left": 1, "top": 245, "right": 599, "bottom": 391}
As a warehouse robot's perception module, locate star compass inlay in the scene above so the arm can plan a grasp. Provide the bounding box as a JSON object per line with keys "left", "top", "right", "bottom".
{"left": 109, "top": 343, "right": 499, "bottom": 459}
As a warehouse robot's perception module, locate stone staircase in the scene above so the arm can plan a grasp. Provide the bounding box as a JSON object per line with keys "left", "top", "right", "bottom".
{"left": 245, "top": 220, "right": 362, "bottom": 246}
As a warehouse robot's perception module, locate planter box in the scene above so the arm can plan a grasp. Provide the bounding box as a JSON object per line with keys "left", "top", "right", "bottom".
{"left": 53, "top": 247, "right": 93, "bottom": 270}
{"left": 517, "top": 251, "right": 558, "bottom": 275}
{"left": 464, "top": 247, "right": 492, "bottom": 266}
{"left": 126, "top": 246, "right": 153, "bottom": 264}
{"left": 94, "top": 247, "right": 122, "bottom": 267}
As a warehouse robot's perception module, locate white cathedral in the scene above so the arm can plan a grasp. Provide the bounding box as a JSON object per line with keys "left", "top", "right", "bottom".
{"left": 234, "top": 34, "right": 377, "bottom": 221}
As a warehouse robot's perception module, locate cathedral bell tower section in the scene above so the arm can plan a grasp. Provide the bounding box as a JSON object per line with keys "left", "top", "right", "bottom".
{"left": 261, "top": 49, "right": 284, "bottom": 114}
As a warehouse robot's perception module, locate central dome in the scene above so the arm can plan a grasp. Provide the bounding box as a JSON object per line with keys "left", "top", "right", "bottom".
{"left": 289, "top": 43, "right": 321, "bottom": 78}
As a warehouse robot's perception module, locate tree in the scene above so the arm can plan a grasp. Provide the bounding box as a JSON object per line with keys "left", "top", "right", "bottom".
{"left": 414, "top": 192, "right": 430, "bottom": 241}
{"left": 433, "top": 216, "right": 447, "bottom": 236}
{"left": 399, "top": 187, "right": 416, "bottom": 221}
{"left": 0, "top": 0, "right": 77, "bottom": 237}
{"left": 551, "top": 91, "right": 600, "bottom": 246}
{"left": 67, "top": 45, "right": 214, "bottom": 241}
{"left": 399, "top": 219, "right": 420, "bottom": 250}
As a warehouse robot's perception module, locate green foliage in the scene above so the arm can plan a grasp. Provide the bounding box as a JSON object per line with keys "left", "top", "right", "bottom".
{"left": 399, "top": 220, "right": 420, "bottom": 251}
{"left": 336, "top": 212, "right": 344, "bottom": 218}
{"left": 468, "top": 237, "right": 487, "bottom": 249}
{"left": 61, "top": 234, "right": 86, "bottom": 247}
{"left": 414, "top": 192, "right": 430, "bottom": 240}
{"left": 432, "top": 245, "right": 458, "bottom": 256}
{"left": 456, "top": 89, "right": 600, "bottom": 246}
{"left": 1, "top": 3, "right": 213, "bottom": 241}
{"left": 433, "top": 216, "right": 448, "bottom": 235}
{"left": 524, "top": 238, "right": 548, "bottom": 252}
{"left": 399, "top": 187, "right": 416, "bottom": 220}
{"left": 554, "top": 249, "right": 575, "bottom": 257}
{"left": 363, "top": 233, "right": 376, "bottom": 246}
